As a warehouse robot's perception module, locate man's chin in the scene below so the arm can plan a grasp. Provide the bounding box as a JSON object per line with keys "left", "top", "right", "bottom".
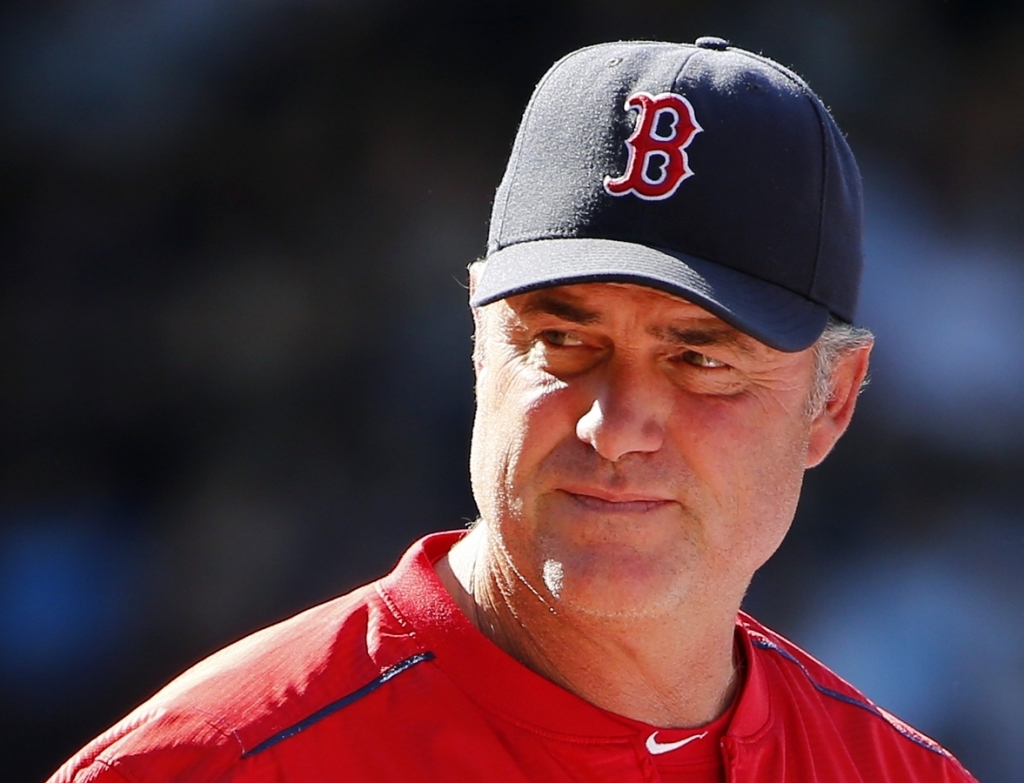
{"left": 539, "top": 547, "right": 692, "bottom": 620}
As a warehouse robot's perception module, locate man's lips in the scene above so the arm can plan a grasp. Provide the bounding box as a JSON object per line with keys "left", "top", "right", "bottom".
{"left": 559, "top": 488, "right": 674, "bottom": 513}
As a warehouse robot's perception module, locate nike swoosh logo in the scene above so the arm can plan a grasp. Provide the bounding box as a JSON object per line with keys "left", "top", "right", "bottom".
{"left": 645, "top": 730, "right": 708, "bottom": 755}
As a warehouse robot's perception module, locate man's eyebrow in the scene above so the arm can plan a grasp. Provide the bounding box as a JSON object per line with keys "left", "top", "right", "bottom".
{"left": 652, "top": 325, "right": 757, "bottom": 355}
{"left": 518, "top": 295, "right": 602, "bottom": 325}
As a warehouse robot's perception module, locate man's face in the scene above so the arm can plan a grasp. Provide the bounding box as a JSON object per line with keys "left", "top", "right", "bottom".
{"left": 470, "top": 281, "right": 841, "bottom": 620}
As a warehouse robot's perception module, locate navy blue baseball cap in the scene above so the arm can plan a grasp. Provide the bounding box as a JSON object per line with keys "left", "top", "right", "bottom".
{"left": 471, "top": 38, "right": 863, "bottom": 352}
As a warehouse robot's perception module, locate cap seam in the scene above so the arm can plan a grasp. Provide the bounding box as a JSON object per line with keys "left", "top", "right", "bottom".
{"left": 808, "top": 94, "right": 830, "bottom": 306}
{"left": 671, "top": 41, "right": 700, "bottom": 89}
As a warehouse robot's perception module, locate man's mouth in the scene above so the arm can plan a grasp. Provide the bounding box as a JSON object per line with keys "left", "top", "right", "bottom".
{"left": 561, "top": 489, "right": 673, "bottom": 513}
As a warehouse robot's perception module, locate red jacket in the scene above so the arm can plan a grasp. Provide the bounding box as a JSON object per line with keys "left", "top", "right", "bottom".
{"left": 49, "top": 532, "right": 978, "bottom": 782}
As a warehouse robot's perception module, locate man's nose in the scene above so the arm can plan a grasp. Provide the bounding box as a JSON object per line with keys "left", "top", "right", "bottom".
{"left": 575, "top": 363, "right": 667, "bottom": 462}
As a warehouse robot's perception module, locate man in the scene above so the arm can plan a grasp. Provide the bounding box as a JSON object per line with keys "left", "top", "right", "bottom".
{"left": 50, "top": 38, "right": 977, "bottom": 782}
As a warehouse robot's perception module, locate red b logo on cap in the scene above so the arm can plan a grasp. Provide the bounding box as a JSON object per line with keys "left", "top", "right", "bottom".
{"left": 604, "top": 92, "right": 702, "bottom": 201}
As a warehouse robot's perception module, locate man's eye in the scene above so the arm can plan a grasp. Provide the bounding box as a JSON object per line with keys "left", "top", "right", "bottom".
{"left": 680, "top": 350, "right": 727, "bottom": 368}
{"left": 541, "top": 330, "right": 585, "bottom": 347}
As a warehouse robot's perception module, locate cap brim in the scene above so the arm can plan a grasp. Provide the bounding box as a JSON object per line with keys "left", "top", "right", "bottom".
{"left": 470, "top": 238, "right": 829, "bottom": 353}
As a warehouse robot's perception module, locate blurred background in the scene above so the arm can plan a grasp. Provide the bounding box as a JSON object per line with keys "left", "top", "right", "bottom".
{"left": 1, "top": 0, "right": 1022, "bottom": 780}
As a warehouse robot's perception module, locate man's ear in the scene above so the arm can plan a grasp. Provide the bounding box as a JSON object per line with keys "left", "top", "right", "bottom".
{"left": 805, "top": 344, "right": 872, "bottom": 468}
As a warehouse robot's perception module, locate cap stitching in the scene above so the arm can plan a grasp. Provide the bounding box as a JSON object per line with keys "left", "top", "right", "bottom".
{"left": 671, "top": 42, "right": 700, "bottom": 87}
{"left": 805, "top": 95, "right": 831, "bottom": 306}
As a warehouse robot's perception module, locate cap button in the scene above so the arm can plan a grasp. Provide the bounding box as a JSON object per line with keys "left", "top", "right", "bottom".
{"left": 695, "top": 36, "right": 729, "bottom": 50}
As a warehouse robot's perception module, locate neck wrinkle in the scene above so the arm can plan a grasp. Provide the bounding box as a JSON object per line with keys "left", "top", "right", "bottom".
{"left": 441, "top": 525, "right": 742, "bottom": 729}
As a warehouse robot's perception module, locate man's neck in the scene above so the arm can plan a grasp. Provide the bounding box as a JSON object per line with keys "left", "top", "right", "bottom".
{"left": 435, "top": 525, "right": 743, "bottom": 728}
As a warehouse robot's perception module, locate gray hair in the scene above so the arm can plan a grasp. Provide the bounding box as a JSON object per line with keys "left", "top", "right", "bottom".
{"left": 808, "top": 317, "right": 874, "bottom": 416}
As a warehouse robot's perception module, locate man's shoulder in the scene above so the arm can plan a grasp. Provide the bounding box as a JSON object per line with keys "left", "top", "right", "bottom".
{"left": 49, "top": 579, "right": 427, "bottom": 783}
{"left": 737, "top": 613, "right": 978, "bottom": 782}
